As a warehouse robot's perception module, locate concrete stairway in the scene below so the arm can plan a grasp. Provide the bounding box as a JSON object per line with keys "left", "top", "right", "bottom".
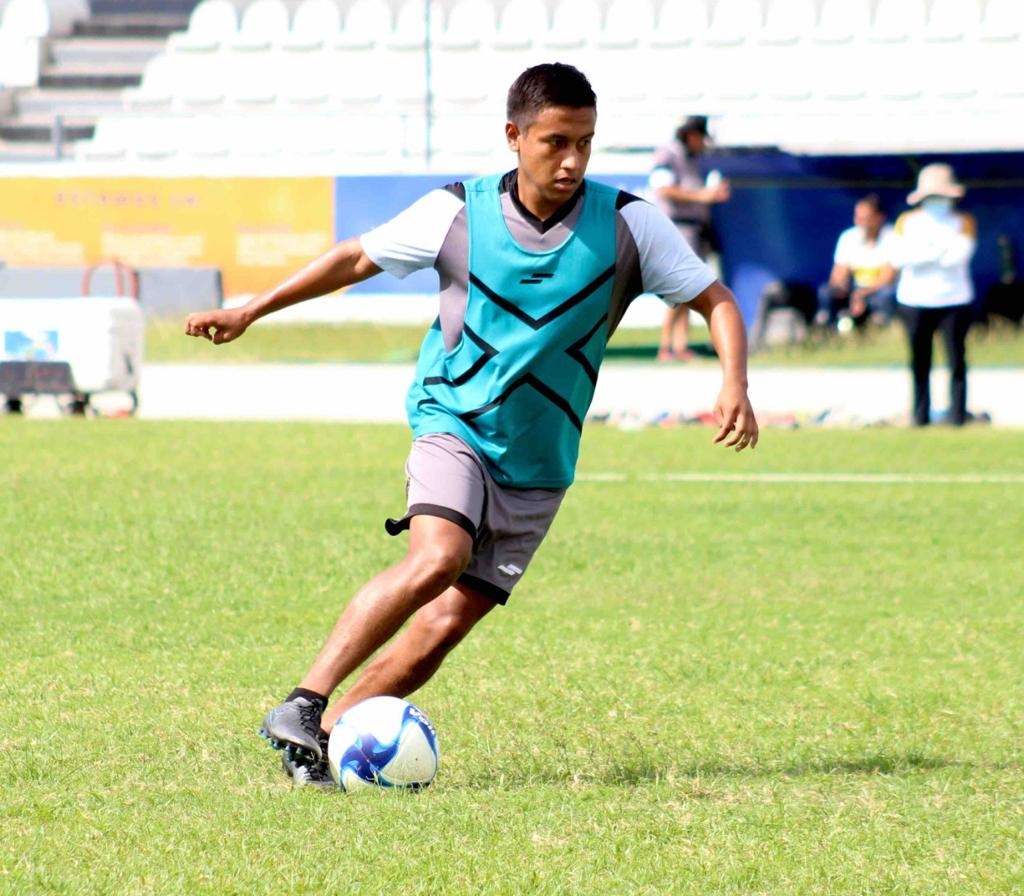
{"left": 0, "top": 3, "right": 198, "bottom": 161}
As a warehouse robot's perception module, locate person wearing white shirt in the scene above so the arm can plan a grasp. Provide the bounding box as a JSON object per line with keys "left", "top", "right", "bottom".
{"left": 815, "top": 194, "right": 897, "bottom": 331}
{"left": 890, "top": 163, "right": 977, "bottom": 427}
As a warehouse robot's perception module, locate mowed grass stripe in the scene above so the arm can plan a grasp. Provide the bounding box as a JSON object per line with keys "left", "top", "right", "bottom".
{"left": 577, "top": 472, "right": 1024, "bottom": 484}
{"left": 2, "top": 422, "right": 1023, "bottom": 896}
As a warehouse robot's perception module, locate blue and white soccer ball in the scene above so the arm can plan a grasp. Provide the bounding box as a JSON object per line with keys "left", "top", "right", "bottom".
{"left": 327, "top": 696, "right": 439, "bottom": 792}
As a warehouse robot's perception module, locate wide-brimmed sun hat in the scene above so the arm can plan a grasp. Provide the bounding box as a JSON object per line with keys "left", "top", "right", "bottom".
{"left": 908, "top": 163, "right": 966, "bottom": 205}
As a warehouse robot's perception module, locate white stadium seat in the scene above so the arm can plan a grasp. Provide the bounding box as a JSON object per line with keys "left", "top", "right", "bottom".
{"left": 868, "top": 0, "right": 927, "bottom": 44}
{"left": 0, "top": 0, "right": 50, "bottom": 86}
{"left": 231, "top": 0, "right": 291, "bottom": 51}
{"left": 1, "top": 0, "right": 49, "bottom": 38}
{"left": 758, "top": 0, "right": 817, "bottom": 46}
{"left": 924, "top": 0, "right": 980, "bottom": 43}
{"left": 647, "top": 0, "right": 704, "bottom": 48}
{"left": 380, "top": 0, "right": 428, "bottom": 112}
{"left": 388, "top": 0, "right": 427, "bottom": 48}
{"left": 226, "top": 49, "right": 281, "bottom": 109}
{"left": 229, "top": 114, "right": 286, "bottom": 158}
{"left": 864, "top": 0, "right": 927, "bottom": 104}
{"left": 979, "top": 0, "right": 1023, "bottom": 41}
{"left": 122, "top": 53, "right": 176, "bottom": 111}
{"left": 702, "top": 0, "right": 761, "bottom": 47}
{"left": 436, "top": 0, "right": 493, "bottom": 50}
{"left": 543, "top": 0, "right": 602, "bottom": 51}
{"left": 641, "top": 1, "right": 705, "bottom": 111}
{"left": 1, "top": 0, "right": 86, "bottom": 38}
{"left": 971, "top": 0, "right": 1023, "bottom": 107}
{"left": 328, "top": 48, "right": 386, "bottom": 110}
{"left": 77, "top": 117, "right": 131, "bottom": 161}
{"left": 813, "top": 0, "right": 871, "bottom": 45}
{"left": 698, "top": 0, "right": 761, "bottom": 107}
{"left": 281, "top": 0, "right": 341, "bottom": 51}
{"left": 168, "top": 0, "right": 239, "bottom": 53}
{"left": 181, "top": 114, "right": 232, "bottom": 160}
{"left": 491, "top": 0, "right": 549, "bottom": 50}
{"left": 175, "top": 55, "right": 229, "bottom": 110}
{"left": 596, "top": 0, "right": 654, "bottom": 49}
{"left": 333, "top": 0, "right": 390, "bottom": 50}
{"left": 432, "top": 1, "right": 496, "bottom": 113}
{"left": 427, "top": 113, "right": 507, "bottom": 171}
{"left": 277, "top": 48, "right": 334, "bottom": 108}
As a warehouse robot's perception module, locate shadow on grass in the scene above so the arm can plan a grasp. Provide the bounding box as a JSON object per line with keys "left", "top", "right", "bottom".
{"left": 463, "top": 750, "right": 994, "bottom": 790}
{"left": 606, "top": 750, "right": 962, "bottom": 786}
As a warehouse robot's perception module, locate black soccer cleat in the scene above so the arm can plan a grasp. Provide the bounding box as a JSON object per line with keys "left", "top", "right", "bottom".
{"left": 280, "top": 753, "right": 335, "bottom": 790}
{"left": 259, "top": 696, "right": 326, "bottom": 762}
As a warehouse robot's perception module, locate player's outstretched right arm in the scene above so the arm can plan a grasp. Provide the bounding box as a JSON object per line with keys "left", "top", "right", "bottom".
{"left": 184, "top": 237, "right": 382, "bottom": 345}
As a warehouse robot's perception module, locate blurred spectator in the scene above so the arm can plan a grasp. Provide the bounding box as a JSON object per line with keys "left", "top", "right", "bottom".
{"left": 982, "top": 234, "right": 1024, "bottom": 327}
{"left": 649, "top": 116, "right": 731, "bottom": 361}
{"left": 814, "top": 193, "right": 897, "bottom": 332}
{"left": 890, "top": 163, "right": 977, "bottom": 427}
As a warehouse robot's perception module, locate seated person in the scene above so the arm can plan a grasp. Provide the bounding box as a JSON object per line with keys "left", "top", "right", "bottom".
{"left": 816, "top": 194, "right": 897, "bottom": 330}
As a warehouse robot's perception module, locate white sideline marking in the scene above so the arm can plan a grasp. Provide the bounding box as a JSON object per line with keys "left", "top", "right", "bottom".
{"left": 576, "top": 473, "right": 1024, "bottom": 485}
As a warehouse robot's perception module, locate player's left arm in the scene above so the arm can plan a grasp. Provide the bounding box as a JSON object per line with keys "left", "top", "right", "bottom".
{"left": 688, "top": 281, "right": 759, "bottom": 451}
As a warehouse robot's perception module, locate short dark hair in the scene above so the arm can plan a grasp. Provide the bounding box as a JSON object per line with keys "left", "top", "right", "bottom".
{"left": 506, "top": 63, "right": 597, "bottom": 128}
{"left": 857, "top": 193, "right": 884, "bottom": 214}
{"left": 675, "top": 115, "right": 709, "bottom": 143}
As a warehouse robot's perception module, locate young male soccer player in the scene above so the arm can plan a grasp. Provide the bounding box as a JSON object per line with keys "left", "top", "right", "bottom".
{"left": 185, "top": 63, "right": 759, "bottom": 787}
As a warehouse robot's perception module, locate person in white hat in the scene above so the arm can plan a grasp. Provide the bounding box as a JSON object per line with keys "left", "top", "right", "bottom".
{"left": 889, "top": 163, "right": 977, "bottom": 426}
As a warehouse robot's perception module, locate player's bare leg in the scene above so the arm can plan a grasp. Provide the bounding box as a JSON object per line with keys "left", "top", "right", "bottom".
{"left": 321, "top": 583, "right": 496, "bottom": 729}
{"left": 659, "top": 304, "right": 693, "bottom": 361}
{"left": 260, "top": 515, "right": 472, "bottom": 766}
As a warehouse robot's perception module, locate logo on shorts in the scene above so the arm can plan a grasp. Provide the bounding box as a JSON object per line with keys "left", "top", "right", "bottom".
{"left": 497, "top": 563, "right": 523, "bottom": 577}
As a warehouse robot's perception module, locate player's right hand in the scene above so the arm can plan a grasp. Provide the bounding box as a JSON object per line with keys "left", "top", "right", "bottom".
{"left": 184, "top": 307, "right": 249, "bottom": 344}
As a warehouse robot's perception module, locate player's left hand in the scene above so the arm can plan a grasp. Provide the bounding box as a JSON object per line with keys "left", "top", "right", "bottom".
{"left": 712, "top": 383, "right": 758, "bottom": 452}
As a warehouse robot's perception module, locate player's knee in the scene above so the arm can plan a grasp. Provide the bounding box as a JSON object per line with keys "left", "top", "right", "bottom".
{"left": 406, "top": 543, "right": 470, "bottom": 594}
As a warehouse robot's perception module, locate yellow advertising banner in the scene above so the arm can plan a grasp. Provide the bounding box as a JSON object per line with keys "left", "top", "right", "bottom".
{"left": 0, "top": 177, "right": 334, "bottom": 295}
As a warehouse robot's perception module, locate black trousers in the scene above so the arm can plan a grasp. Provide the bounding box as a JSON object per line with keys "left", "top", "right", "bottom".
{"left": 898, "top": 303, "right": 972, "bottom": 426}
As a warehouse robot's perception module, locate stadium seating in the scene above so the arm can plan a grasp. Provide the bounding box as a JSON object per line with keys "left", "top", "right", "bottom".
{"left": 60, "top": 0, "right": 1024, "bottom": 167}
{"left": 281, "top": 0, "right": 341, "bottom": 51}
{"left": 596, "top": 0, "right": 653, "bottom": 50}
{"left": 813, "top": 0, "right": 871, "bottom": 45}
{"left": 1, "top": 0, "right": 90, "bottom": 86}
{"left": 166, "top": 0, "right": 238, "bottom": 52}
{"left": 333, "top": 0, "right": 390, "bottom": 49}
{"left": 231, "top": 0, "right": 291, "bottom": 51}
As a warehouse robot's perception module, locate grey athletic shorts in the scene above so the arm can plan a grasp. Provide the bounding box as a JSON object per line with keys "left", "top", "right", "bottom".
{"left": 384, "top": 432, "right": 565, "bottom": 605}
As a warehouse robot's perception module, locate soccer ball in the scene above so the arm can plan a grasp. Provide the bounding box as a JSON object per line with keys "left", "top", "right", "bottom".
{"left": 327, "top": 696, "right": 439, "bottom": 792}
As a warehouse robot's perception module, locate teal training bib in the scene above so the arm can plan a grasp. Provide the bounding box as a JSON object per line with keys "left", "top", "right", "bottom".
{"left": 407, "top": 174, "right": 618, "bottom": 488}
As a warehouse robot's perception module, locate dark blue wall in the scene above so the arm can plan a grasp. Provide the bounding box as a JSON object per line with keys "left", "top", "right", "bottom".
{"left": 334, "top": 152, "right": 1024, "bottom": 326}
{"left": 709, "top": 151, "right": 1024, "bottom": 322}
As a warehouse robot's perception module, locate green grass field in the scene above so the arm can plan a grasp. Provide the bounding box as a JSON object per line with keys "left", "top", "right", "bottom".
{"left": 145, "top": 317, "right": 1024, "bottom": 367}
{"left": 2, "top": 423, "right": 1022, "bottom": 895}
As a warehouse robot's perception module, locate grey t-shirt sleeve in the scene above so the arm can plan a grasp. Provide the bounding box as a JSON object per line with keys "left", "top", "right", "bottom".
{"left": 359, "top": 188, "right": 465, "bottom": 279}
{"left": 619, "top": 200, "right": 716, "bottom": 305}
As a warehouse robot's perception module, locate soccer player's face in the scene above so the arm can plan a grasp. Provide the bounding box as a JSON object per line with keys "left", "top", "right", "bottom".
{"left": 507, "top": 105, "right": 596, "bottom": 219}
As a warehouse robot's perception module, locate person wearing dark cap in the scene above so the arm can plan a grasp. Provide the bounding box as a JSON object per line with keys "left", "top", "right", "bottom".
{"left": 649, "top": 116, "right": 731, "bottom": 361}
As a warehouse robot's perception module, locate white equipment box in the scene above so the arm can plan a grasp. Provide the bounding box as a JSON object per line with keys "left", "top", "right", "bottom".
{"left": 1, "top": 296, "right": 144, "bottom": 401}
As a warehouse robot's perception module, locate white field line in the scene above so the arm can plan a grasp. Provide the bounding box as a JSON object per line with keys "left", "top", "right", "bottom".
{"left": 576, "top": 473, "right": 1024, "bottom": 485}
